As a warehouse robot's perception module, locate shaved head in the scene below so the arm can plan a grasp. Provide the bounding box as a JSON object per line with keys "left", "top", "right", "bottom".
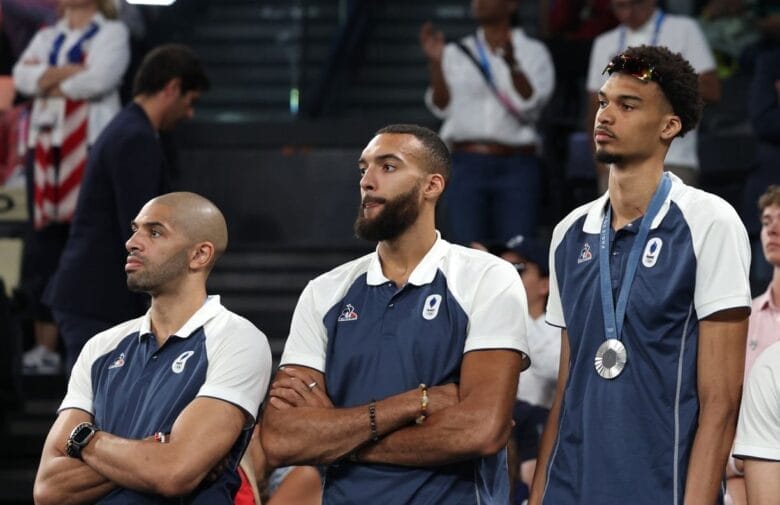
{"left": 149, "top": 192, "right": 228, "bottom": 263}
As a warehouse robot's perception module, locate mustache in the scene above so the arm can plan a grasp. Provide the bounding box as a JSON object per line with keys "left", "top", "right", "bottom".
{"left": 362, "top": 196, "right": 387, "bottom": 206}
{"left": 126, "top": 251, "right": 145, "bottom": 262}
{"left": 595, "top": 126, "right": 616, "bottom": 138}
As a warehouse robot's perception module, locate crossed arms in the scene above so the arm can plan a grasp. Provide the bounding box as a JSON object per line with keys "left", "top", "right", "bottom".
{"left": 33, "top": 397, "right": 247, "bottom": 505}
{"left": 261, "top": 348, "right": 525, "bottom": 468}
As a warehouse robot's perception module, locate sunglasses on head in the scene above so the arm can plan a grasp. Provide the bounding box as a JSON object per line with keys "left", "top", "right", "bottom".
{"left": 602, "top": 54, "right": 661, "bottom": 83}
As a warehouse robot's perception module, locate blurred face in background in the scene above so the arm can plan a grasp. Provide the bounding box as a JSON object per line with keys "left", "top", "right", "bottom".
{"left": 761, "top": 204, "right": 780, "bottom": 268}
{"left": 471, "top": 0, "right": 517, "bottom": 24}
{"left": 611, "top": 0, "right": 656, "bottom": 30}
{"left": 501, "top": 250, "right": 549, "bottom": 307}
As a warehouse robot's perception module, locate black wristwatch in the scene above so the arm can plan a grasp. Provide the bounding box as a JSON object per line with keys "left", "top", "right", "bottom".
{"left": 65, "top": 422, "right": 99, "bottom": 460}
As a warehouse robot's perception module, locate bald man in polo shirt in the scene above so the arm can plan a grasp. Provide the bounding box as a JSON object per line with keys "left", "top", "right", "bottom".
{"left": 33, "top": 192, "right": 271, "bottom": 505}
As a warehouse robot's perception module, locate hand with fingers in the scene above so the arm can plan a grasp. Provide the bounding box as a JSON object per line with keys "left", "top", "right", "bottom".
{"left": 419, "top": 21, "right": 445, "bottom": 63}
{"left": 269, "top": 367, "right": 334, "bottom": 410}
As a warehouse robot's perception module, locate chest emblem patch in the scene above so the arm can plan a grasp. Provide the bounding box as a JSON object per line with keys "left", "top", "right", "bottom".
{"left": 338, "top": 304, "right": 359, "bottom": 322}
{"left": 422, "top": 294, "right": 443, "bottom": 320}
{"left": 577, "top": 243, "right": 593, "bottom": 264}
{"left": 171, "top": 351, "right": 195, "bottom": 374}
{"left": 642, "top": 237, "right": 663, "bottom": 268}
{"left": 108, "top": 352, "right": 126, "bottom": 370}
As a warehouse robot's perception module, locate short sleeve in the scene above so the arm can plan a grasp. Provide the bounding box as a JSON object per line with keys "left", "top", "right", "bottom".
{"left": 545, "top": 221, "right": 568, "bottom": 328}
{"left": 59, "top": 337, "right": 100, "bottom": 414}
{"left": 462, "top": 261, "right": 530, "bottom": 370}
{"left": 279, "top": 281, "right": 329, "bottom": 372}
{"left": 199, "top": 318, "right": 272, "bottom": 425}
{"left": 691, "top": 201, "right": 751, "bottom": 319}
{"left": 734, "top": 344, "right": 780, "bottom": 461}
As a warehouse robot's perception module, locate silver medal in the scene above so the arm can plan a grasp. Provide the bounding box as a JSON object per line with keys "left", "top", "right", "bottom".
{"left": 594, "top": 339, "right": 627, "bottom": 379}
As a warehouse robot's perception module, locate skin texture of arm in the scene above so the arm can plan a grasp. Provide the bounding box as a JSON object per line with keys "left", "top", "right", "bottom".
{"left": 356, "top": 349, "right": 524, "bottom": 466}
{"left": 33, "top": 409, "right": 116, "bottom": 505}
{"left": 683, "top": 307, "right": 748, "bottom": 505}
{"left": 528, "top": 329, "right": 570, "bottom": 505}
{"left": 502, "top": 38, "right": 533, "bottom": 99}
{"left": 80, "top": 397, "right": 247, "bottom": 497}
{"left": 261, "top": 366, "right": 458, "bottom": 467}
{"left": 744, "top": 459, "right": 780, "bottom": 505}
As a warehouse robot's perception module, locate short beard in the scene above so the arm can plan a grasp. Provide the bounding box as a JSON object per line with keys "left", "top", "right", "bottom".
{"left": 594, "top": 149, "right": 625, "bottom": 165}
{"left": 354, "top": 184, "right": 422, "bottom": 242}
{"left": 127, "top": 249, "right": 189, "bottom": 295}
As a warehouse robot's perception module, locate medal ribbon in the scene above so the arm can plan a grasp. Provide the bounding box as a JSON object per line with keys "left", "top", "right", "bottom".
{"left": 599, "top": 173, "right": 671, "bottom": 342}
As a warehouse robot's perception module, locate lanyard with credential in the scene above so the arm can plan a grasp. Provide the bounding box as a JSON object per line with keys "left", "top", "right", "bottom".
{"left": 472, "top": 35, "right": 525, "bottom": 120}
{"left": 595, "top": 173, "right": 671, "bottom": 379}
{"left": 617, "top": 10, "right": 665, "bottom": 53}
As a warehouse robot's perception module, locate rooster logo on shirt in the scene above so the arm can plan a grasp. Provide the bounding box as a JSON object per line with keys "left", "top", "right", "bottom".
{"left": 338, "top": 304, "right": 359, "bottom": 322}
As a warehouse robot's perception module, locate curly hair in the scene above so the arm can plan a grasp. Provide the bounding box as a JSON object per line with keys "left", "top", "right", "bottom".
{"left": 614, "top": 45, "right": 703, "bottom": 138}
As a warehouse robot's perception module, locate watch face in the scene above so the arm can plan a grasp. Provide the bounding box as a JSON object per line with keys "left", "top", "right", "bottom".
{"left": 72, "top": 425, "right": 94, "bottom": 444}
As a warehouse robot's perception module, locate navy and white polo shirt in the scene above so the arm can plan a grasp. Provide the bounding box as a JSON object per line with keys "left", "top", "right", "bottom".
{"left": 280, "top": 233, "right": 530, "bottom": 505}
{"left": 542, "top": 173, "right": 751, "bottom": 505}
{"left": 60, "top": 295, "right": 272, "bottom": 504}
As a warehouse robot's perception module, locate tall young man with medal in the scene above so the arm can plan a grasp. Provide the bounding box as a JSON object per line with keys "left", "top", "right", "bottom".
{"left": 529, "top": 46, "right": 751, "bottom": 505}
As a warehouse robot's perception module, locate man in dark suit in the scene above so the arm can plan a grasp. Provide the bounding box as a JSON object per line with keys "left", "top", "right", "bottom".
{"left": 43, "top": 44, "right": 209, "bottom": 372}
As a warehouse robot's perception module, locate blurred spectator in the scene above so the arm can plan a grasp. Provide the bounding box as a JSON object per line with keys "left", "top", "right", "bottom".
{"left": 741, "top": 48, "right": 780, "bottom": 292}
{"left": 421, "top": 0, "right": 555, "bottom": 244}
{"left": 585, "top": 0, "right": 720, "bottom": 189}
{"left": 728, "top": 185, "right": 780, "bottom": 505}
{"left": 12, "top": 0, "right": 129, "bottom": 374}
{"left": 490, "top": 235, "right": 559, "bottom": 502}
{"left": 726, "top": 185, "right": 780, "bottom": 505}
{"left": 43, "top": 44, "right": 209, "bottom": 373}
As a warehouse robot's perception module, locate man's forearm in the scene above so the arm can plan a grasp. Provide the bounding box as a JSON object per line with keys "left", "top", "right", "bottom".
{"left": 262, "top": 388, "right": 422, "bottom": 467}
{"left": 428, "top": 59, "right": 450, "bottom": 109}
{"left": 508, "top": 65, "right": 533, "bottom": 99}
{"left": 357, "top": 400, "right": 512, "bottom": 467}
{"left": 683, "top": 406, "right": 739, "bottom": 505}
{"left": 34, "top": 455, "right": 115, "bottom": 505}
{"left": 81, "top": 434, "right": 177, "bottom": 496}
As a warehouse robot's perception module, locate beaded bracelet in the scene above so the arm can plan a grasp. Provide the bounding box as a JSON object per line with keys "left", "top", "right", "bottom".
{"left": 415, "top": 383, "right": 429, "bottom": 424}
{"left": 368, "top": 400, "right": 379, "bottom": 442}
